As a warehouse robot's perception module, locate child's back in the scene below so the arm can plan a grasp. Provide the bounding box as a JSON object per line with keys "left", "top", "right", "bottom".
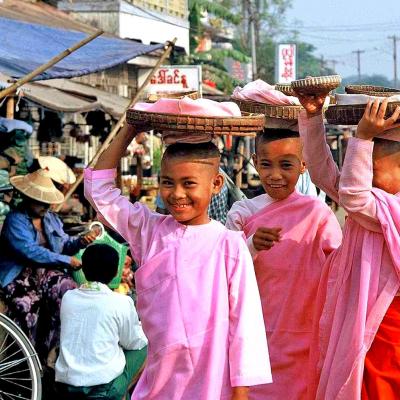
{"left": 56, "top": 283, "right": 146, "bottom": 386}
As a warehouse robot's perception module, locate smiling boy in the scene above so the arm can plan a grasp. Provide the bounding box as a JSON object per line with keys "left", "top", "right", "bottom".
{"left": 226, "top": 128, "right": 342, "bottom": 400}
{"left": 84, "top": 124, "right": 272, "bottom": 400}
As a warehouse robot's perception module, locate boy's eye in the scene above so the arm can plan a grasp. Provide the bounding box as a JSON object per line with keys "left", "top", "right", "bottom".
{"left": 184, "top": 181, "right": 196, "bottom": 186}
{"left": 281, "top": 162, "right": 294, "bottom": 169}
{"left": 260, "top": 162, "right": 271, "bottom": 167}
{"left": 161, "top": 180, "right": 173, "bottom": 186}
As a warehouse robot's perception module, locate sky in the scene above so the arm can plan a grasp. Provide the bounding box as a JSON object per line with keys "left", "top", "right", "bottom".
{"left": 285, "top": 0, "right": 400, "bottom": 80}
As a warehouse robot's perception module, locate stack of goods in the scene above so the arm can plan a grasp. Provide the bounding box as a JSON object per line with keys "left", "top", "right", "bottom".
{"left": 127, "top": 97, "right": 265, "bottom": 144}
{"left": 231, "top": 79, "right": 301, "bottom": 129}
{"left": 325, "top": 85, "right": 400, "bottom": 125}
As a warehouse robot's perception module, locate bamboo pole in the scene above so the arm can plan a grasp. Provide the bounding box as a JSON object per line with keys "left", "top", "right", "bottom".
{"left": 6, "top": 97, "right": 14, "bottom": 119}
{"left": 0, "top": 30, "right": 104, "bottom": 100}
{"left": 56, "top": 38, "right": 177, "bottom": 211}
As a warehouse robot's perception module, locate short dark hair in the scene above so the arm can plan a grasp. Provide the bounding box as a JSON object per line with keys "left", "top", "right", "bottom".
{"left": 163, "top": 141, "right": 220, "bottom": 161}
{"left": 82, "top": 244, "right": 119, "bottom": 284}
{"left": 255, "top": 128, "right": 300, "bottom": 153}
{"left": 373, "top": 137, "right": 400, "bottom": 156}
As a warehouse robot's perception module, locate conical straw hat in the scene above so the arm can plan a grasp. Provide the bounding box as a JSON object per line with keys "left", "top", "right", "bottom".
{"left": 10, "top": 169, "right": 65, "bottom": 204}
{"left": 38, "top": 156, "right": 76, "bottom": 184}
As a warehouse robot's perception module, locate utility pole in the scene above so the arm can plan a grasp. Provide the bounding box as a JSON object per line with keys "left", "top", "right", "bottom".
{"left": 247, "top": 0, "right": 257, "bottom": 80}
{"left": 388, "top": 35, "right": 399, "bottom": 87}
{"left": 327, "top": 59, "right": 338, "bottom": 73}
{"left": 352, "top": 49, "right": 365, "bottom": 81}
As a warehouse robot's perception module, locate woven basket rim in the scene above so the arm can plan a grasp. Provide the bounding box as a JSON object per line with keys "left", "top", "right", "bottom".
{"left": 345, "top": 84, "right": 400, "bottom": 96}
{"left": 291, "top": 75, "right": 341, "bottom": 86}
{"left": 127, "top": 108, "right": 265, "bottom": 120}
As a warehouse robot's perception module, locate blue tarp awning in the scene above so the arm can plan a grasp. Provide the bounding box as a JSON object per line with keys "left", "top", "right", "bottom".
{"left": 0, "top": 17, "right": 165, "bottom": 81}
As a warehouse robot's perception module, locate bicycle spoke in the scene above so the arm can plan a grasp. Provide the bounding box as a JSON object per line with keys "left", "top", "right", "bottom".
{"left": 0, "top": 331, "right": 10, "bottom": 355}
{"left": 0, "top": 347, "right": 24, "bottom": 365}
{"left": 0, "top": 391, "right": 31, "bottom": 400}
{"left": 0, "top": 355, "right": 33, "bottom": 374}
{"left": 0, "top": 368, "right": 31, "bottom": 377}
{"left": 0, "top": 377, "right": 32, "bottom": 391}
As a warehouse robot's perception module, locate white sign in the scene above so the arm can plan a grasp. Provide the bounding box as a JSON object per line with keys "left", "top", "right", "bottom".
{"left": 277, "top": 44, "right": 296, "bottom": 83}
{"left": 138, "top": 65, "right": 202, "bottom": 96}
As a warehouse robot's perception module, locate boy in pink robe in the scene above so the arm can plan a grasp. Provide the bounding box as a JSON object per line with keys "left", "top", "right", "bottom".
{"left": 84, "top": 123, "right": 272, "bottom": 400}
{"left": 226, "top": 129, "right": 342, "bottom": 400}
{"left": 297, "top": 95, "right": 400, "bottom": 399}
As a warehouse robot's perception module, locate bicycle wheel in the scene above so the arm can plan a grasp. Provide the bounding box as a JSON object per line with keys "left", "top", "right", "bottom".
{"left": 0, "top": 313, "right": 42, "bottom": 400}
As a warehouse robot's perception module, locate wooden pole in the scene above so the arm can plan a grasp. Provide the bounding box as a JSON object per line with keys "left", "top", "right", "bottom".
{"left": 6, "top": 96, "right": 14, "bottom": 119}
{"left": 0, "top": 30, "right": 104, "bottom": 100}
{"left": 55, "top": 38, "right": 177, "bottom": 211}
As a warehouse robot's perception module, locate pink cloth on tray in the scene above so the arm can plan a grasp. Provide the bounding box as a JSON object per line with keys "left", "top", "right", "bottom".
{"left": 232, "top": 79, "right": 299, "bottom": 105}
{"left": 298, "top": 111, "right": 400, "bottom": 400}
{"left": 133, "top": 97, "right": 242, "bottom": 117}
{"left": 84, "top": 168, "right": 272, "bottom": 400}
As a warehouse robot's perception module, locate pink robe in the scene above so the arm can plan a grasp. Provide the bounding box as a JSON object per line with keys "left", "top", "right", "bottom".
{"left": 299, "top": 112, "right": 400, "bottom": 400}
{"left": 226, "top": 190, "right": 342, "bottom": 399}
{"left": 84, "top": 168, "right": 272, "bottom": 400}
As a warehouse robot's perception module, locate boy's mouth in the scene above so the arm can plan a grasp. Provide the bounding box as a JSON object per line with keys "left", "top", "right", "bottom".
{"left": 268, "top": 184, "right": 286, "bottom": 189}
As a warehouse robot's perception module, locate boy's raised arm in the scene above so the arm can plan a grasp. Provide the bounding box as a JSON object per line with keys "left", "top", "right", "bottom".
{"left": 94, "top": 123, "right": 137, "bottom": 170}
{"left": 338, "top": 99, "right": 400, "bottom": 224}
{"left": 297, "top": 94, "right": 340, "bottom": 202}
{"left": 84, "top": 122, "right": 160, "bottom": 265}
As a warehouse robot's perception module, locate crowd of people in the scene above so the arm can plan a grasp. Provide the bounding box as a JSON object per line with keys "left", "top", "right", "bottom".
{"left": 0, "top": 88, "right": 400, "bottom": 400}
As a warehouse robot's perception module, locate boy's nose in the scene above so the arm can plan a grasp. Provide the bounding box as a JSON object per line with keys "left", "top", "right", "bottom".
{"left": 269, "top": 169, "right": 283, "bottom": 180}
{"left": 171, "top": 186, "right": 186, "bottom": 199}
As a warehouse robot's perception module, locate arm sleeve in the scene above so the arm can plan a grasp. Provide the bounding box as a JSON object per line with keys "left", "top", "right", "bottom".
{"left": 84, "top": 168, "right": 160, "bottom": 264}
{"left": 3, "top": 217, "right": 71, "bottom": 266}
{"left": 338, "top": 137, "right": 377, "bottom": 221}
{"left": 226, "top": 201, "right": 258, "bottom": 258}
{"left": 318, "top": 210, "right": 343, "bottom": 259}
{"left": 119, "top": 297, "right": 148, "bottom": 351}
{"left": 298, "top": 111, "right": 340, "bottom": 202}
{"left": 228, "top": 237, "right": 272, "bottom": 387}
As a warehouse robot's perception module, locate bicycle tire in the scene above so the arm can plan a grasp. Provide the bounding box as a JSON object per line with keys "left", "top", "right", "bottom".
{"left": 0, "top": 313, "right": 42, "bottom": 400}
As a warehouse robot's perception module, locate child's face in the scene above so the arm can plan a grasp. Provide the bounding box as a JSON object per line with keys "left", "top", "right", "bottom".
{"left": 160, "top": 157, "right": 224, "bottom": 225}
{"left": 253, "top": 138, "right": 306, "bottom": 200}
{"left": 373, "top": 146, "right": 400, "bottom": 195}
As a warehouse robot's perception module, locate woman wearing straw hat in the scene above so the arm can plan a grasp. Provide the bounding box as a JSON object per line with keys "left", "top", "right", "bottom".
{"left": 0, "top": 168, "right": 96, "bottom": 363}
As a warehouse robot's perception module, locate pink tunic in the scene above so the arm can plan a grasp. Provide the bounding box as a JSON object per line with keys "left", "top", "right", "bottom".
{"left": 84, "top": 168, "right": 272, "bottom": 400}
{"left": 226, "top": 191, "right": 342, "bottom": 399}
{"left": 299, "top": 112, "right": 400, "bottom": 400}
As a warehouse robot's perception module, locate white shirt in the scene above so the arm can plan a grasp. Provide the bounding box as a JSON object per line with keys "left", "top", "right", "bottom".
{"left": 55, "top": 283, "right": 147, "bottom": 387}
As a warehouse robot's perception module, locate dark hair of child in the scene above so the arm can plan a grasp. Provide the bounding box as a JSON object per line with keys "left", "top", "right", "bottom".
{"left": 373, "top": 137, "right": 400, "bottom": 156}
{"left": 163, "top": 141, "right": 221, "bottom": 162}
{"left": 82, "top": 243, "right": 119, "bottom": 284}
{"left": 255, "top": 128, "right": 300, "bottom": 152}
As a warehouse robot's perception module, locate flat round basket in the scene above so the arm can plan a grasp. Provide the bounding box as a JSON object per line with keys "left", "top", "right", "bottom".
{"left": 325, "top": 102, "right": 400, "bottom": 125}
{"left": 275, "top": 83, "right": 296, "bottom": 97}
{"left": 345, "top": 85, "right": 400, "bottom": 97}
{"left": 126, "top": 109, "right": 265, "bottom": 137}
{"left": 147, "top": 90, "right": 199, "bottom": 103}
{"left": 232, "top": 98, "right": 302, "bottom": 120}
{"left": 291, "top": 75, "right": 342, "bottom": 95}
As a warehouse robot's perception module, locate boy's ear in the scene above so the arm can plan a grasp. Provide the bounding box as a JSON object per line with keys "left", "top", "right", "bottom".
{"left": 252, "top": 153, "right": 258, "bottom": 168}
{"left": 212, "top": 172, "right": 225, "bottom": 195}
{"left": 300, "top": 160, "right": 307, "bottom": 174}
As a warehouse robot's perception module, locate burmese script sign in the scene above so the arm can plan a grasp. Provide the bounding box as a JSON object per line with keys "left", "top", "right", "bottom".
{"left": 138, "top": 65, "right": 202, "bottom": 96}
{"left": 276, "top": 44, "right": 297, "bottom": 83}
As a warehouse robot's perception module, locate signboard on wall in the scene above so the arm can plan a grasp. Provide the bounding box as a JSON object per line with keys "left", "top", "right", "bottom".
{"left": 276, "top": 44, "right": 296, "bottom": 83}
{"left": 138, "top": 65, "right": 202, "bottom": 96}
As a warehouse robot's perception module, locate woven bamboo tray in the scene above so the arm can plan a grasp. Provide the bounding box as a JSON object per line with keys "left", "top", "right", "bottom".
{"left": 126, "top": 109, "right": 265, "bottom": 137}
{"left": 275, "top": 83, "right": 296, "bottom": 97}
{"left": 291, "top": 75, "right": 342, "bottom": 95}
{"left": 345, "top": 85, "right": 400, "bottom": 97}
{"left": 147, "top": 90, "right": 199, "bottom": 103}
{"left": 325, "top": 102, "right": 400, "bottom": 125}
{"left": 232, "top": 98, "right": 302, "bottom": 120}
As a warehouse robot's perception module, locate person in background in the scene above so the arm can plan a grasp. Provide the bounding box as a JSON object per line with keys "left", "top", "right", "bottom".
{"left": 56, "top": 243, "right": 147, "bottom": 400}
{"left": 0, "top": 168, "right": 96, "bottom": 363}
